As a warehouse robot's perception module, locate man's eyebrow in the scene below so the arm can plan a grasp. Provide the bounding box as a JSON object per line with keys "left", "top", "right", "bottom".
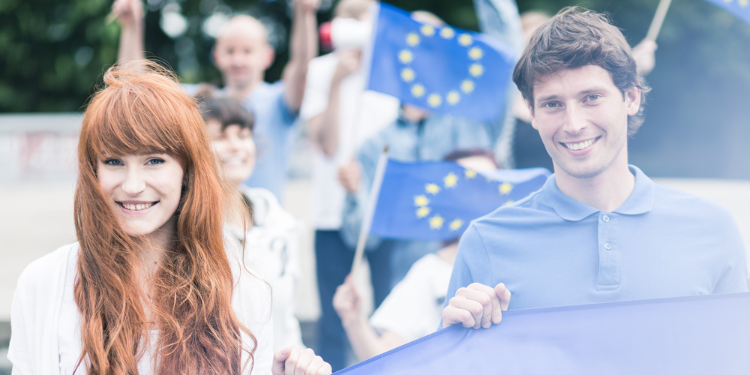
{"left": 536, "top": 94, "right": 559, "bottom": 102}
{"left": 578, "top": 87, "right": 608, "bottom": 95}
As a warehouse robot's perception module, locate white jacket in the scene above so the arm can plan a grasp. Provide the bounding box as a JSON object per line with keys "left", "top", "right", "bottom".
{"left": 8, "top": 242, "right": 274, "bottom": 374}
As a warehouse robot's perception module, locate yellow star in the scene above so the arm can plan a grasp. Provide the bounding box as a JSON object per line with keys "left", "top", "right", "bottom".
{"left": 401, "top": 68, "right": 415, "bottom": 82}
{"left": 427, "top": 93, "right": 442, "bottom": 107}
{"left": 503, "top": 200, "right": 515, "bottom": 206}
{"left": 421, "top": 24, "right": 435, "bottom": 37}
{"left": 499, "top": 182, "right": 513, "bottom": 195}
{"left": 414, "top": 195, "right": 430, "bottom": 207}
{"left": 465, "top": 170, "right": 477, "bottom": 179}
{"left": 440, "top": 27, "right": 455, "bottom": 39}
{"left": 406, "top": 33, "right": 420, "bottom": 46}
{"left": 416, "top": 206, "right": 431, "bottom": 218}
{"left": 446, "top": 91, "right": 460, "bottom": 105}
{"left": 411, "top": 84, "right": 425, "bottom": 98}
{"left": 470, "top": 63, "right": 484, "bottom": 77}
{"left": 458, "top": 33, "right": 473, "bottom": 46}
{"left": 443, "top": 172, "right": 458, "bottom": 188}
{"left": 741, "top": 0, "right": 748, "bottom": 6}
{"left": 399, "top": 49, "right": 413, "bottom": 64}
{"left": 469, "top": 47, "right": 483, "bottom": 60}
{"left": 425, "top": 183, "right": 440, "bottom": 195}
{"left": 461, "top": 80, "right": 474, "bottom": 93}
{"left": 429, "top": 215, "right": 444, "bottom": 230}
{"left": 449, "top": 218, "right": 464, "bottom": 231}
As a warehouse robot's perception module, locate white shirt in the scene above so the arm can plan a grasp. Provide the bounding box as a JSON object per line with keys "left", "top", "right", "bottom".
{"left": 227, "top": 186, "right": 304, "bottom": 351}
{"left": 8, "top": 242, "right": 274, "bottom": 375}
{"left": 300, "top": 52, "right": 400, "bottom": 229}
{"left": 369, "top": 254, "right": 454, "bottom": 342}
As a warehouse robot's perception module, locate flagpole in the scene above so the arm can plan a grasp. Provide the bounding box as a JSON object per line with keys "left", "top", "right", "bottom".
{"left": 646, "top": 0, "right": 673, "bottom": 41}
{"left": 350, "top": 146, "right": 389, "bottom": 277}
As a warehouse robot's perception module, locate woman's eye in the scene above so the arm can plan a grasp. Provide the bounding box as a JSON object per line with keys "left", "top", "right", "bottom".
{"left": 104, "top": 158, "right": 123, "bottom": 166}
{"left": 147, "top": 158, "right": 165, "bottom": 165}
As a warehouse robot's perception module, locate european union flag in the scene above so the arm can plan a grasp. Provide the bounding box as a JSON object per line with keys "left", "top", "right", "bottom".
{"left": 336, "top": 293, "right": 750, "bottom": 375}
{"left": 369, "top": 160, "right": 548, "bottom": 241}
{"left": 705, "top": 0, "right": 750, "bottom": 24}
{"left": 367, "top": 3, "right": 516, "bottom": 122}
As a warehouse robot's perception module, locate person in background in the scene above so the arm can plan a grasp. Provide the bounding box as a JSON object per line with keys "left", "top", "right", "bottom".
{"left": 7, "top": 61, "right": 330, "bottom": 375}
{"left": 507, "top": 10, "right": 658, "bottom": 171}
{"left": 112, "top": 0, "right": 319, "bottom": 201}
{"left": 198, "top": 96, "right": 304, "bottom": 352}
{"left": 333, "top": 151, "right": 498, "bottom": 362}
{"left": 299, "top": 0, "right": 400, "bottom": 370}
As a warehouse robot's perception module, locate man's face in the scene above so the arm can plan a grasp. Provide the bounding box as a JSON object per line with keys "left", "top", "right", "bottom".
{"left": 213, "top": 24, "right": 273, "bottom": 89}
{"left": 528, "top": 65, "right": 640, "bottom": 179}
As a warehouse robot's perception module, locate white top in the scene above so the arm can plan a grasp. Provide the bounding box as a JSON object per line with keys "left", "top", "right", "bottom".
{"left": 227, "top": 186, "right": 304, "bottom": 351}
{"left": 369, "top": 254, "right": 454, "bottom": 342}
{"left": 300, "top": 52, "right": 400, "bottom": 229}
{"left": 8, "top": 242, "right": 274, "bottom": 375}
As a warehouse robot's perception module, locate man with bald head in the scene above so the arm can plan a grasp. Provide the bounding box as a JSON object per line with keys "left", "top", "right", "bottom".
{"left": 113, "top": 0, "right": 319, "bottom": 200}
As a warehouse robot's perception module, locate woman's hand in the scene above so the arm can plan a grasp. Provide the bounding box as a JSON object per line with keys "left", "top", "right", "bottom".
{"left": 272, "top": 346, "right": 333, "bottom": 375}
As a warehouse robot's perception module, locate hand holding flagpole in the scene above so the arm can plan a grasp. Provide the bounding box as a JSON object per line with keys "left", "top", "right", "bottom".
{"left": 646, "top": 0, "right": 673, "bottom": 41}
{"left": 350, "top": 147, "right": 389, "bottom": 277}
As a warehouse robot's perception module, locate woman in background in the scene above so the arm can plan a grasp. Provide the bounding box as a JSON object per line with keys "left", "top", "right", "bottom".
{"left": 8, "top": 62, "right": 329, "bottom": 375}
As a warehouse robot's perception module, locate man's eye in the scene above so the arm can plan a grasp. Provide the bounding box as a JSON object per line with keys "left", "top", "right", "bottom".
{"left": 146, "top": 158, "right": 165, "bottom": 165}
{"left": 587, "top": 94, "right": 601, "bottom": 101}
{"left": 542, "top": 102, "right": 560, "bottom": 108}
{"left": 104, "top": 158, "right": 123, "bottom": 166}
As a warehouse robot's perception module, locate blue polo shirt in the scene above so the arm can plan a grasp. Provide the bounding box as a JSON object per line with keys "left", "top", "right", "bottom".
{"left": 445, "top": 165, "right": 748, "bottom": 311}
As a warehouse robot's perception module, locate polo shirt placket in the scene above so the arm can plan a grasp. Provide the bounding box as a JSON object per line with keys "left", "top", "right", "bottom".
{"left": 597, "top": 212, "right": 620, "bottom": 289}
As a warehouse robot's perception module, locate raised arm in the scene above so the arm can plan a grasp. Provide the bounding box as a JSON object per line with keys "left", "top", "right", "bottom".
{"left": 282, "top": 0, "right": 319, "bottom": 112}
{"left": 112, "top": 0, "right": 145, "bottom": 64}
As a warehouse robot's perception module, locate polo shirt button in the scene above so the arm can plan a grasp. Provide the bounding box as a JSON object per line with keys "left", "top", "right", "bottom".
{"left": 602, "top": 215, "right": 610, "bottom": 222}
{"left": 604, "top": 243, "right": 612, "bottom": 250}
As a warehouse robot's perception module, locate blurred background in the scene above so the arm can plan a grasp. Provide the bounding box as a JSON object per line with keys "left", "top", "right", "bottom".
{"left": 1, "top": 0, "right": 750, "bottom": 372}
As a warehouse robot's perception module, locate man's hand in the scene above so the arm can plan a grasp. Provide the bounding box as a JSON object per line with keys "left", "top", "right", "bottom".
{"left": 272, "top": 346, "right": 332, "bottom": 375}
{"left": 632, "top": 39, "right": 657, "bottom": 77}
{"left": 333, "top": 49, "right": 361, "bottom": 83}
{"left": 111, "top": 0, "right": 144, "bottom": 29}
{"left": 442, "top": 282, "right": 511, "bottom": 329}
{"left": 338, "top": 159, "right": 361, "bottom": 193}
{"left": 333, "top": 275, "right": 362, "bottom": 327}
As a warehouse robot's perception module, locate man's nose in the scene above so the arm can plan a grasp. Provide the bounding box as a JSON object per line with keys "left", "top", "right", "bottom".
{"left": 122, "top": 167, "right": 146, "bottom": 195}
{"left": 562, "top": 104, "right": 587, "bottom": 134}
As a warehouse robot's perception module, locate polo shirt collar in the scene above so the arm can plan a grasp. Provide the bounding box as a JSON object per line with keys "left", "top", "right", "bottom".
{"left": 544, "top": 165, "right": 656, "bottom": 221}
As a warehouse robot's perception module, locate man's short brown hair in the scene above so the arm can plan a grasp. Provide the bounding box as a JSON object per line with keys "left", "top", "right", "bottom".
{"left": 513, "top": 7, "right": 650, "bottom": 135}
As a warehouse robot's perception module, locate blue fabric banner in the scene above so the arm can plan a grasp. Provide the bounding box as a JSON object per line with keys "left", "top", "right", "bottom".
{"left": 369, "top": 160, "right": 548, "bottom": 241}
{"left": 704, "top": 0, "right": 750, "bottom": 25}
{"left": 367, "top": 3, "right": 516, "bottom": 122}
{"left": 336, "top": 293, "right": 750, "bottom": 374}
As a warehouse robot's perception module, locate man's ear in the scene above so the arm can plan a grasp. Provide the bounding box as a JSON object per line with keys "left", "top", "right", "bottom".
{"left": 262, "top": 44, "right": 275, "bottom": 70}
{"left": 625, "top": 86, "right": 641, "bottom": 116}
{"left": 526, "top": 100, "right": 539, "bottom": 129}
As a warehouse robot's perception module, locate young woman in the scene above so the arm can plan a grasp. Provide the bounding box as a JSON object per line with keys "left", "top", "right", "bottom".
{"left": 198, "top": 96, "right": 304, "bottom": 351}
{"left": 7, "top": 62, "right": 330, "bottom": 375}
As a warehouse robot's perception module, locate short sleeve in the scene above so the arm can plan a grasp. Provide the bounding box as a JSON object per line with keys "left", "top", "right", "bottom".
{"left": 712, "top": 214, "right": 749, "bottom": 294}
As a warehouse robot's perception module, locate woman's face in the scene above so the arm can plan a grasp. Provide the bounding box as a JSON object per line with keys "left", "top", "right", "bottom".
{"left": 97, "top": 153, "right": 184, "bottom": 240}
{"left": 207, "top": 119, "right": 256, "bottom": 186}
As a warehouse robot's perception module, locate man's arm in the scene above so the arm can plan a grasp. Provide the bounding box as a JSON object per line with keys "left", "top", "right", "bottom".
{"left": 112, "top": 0, "right": 145, "bottom": 64}
{"left": 282, "top": 0, "right": 319, "bottom": 113}
{"left": 307, "top": 49, "right": 361, "bottom": 157}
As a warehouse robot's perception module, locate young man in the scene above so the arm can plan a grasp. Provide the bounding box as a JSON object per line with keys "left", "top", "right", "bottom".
{"left": 112, "top": 0, "right": 319, "bottom": 200}
{"left": 442, "top": 7, "right": 748, "bottom": 330}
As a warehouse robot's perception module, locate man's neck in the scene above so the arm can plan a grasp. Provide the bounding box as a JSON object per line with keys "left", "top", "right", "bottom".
{"left": 554, "top": 154, "right": 635, "bottom": 213}
{"left": 225, "top": 76, "right": 263, "bottom": 101}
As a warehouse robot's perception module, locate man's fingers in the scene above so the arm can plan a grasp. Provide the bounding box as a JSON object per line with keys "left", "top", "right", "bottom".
{"left": 293, "top": 348, "right": 315, "bottom": 375}
{"left": 443, "top": 304, "right": 476, "bottom": 328}
{"left": 457, "top": 287, "right": 494, "bottom": 328}
{"left": 448, "top": 295, "right": 484, "bottom": 328}
{"left": 494, "top": 283, "right": 512, "bottom": 323}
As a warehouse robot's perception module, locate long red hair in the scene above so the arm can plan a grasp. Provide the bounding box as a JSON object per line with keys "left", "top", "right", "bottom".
{"left": 74, "top": 61, "right": 255, "bottom": 374}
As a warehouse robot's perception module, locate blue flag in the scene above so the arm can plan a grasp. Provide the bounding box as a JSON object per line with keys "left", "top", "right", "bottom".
{"left": 369, "top": 160, "right": 548, "bottom": 241}
{"left": 705, "top": 0, "right": 750, "bottom": 24}
{"left": 336, "top": 293, "right": 750, "bottom": 374}
{"left": 367, "top": 3, "right": 516, "bottom": 122}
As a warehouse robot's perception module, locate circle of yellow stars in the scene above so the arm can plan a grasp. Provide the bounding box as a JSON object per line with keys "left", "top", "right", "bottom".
{"left": 413, "top": 168, "right": 516, "bottom": 232}
{"left": 399, "top": 23, "right": 485, "bottom": 109}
